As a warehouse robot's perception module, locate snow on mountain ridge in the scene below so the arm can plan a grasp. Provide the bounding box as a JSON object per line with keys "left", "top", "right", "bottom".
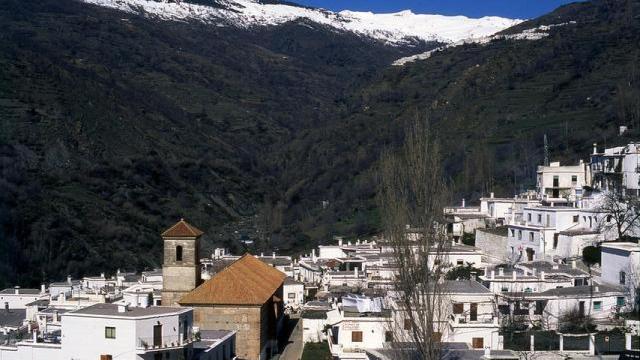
{"left": 78, "top": 0, "right": 523, "bottom": 45}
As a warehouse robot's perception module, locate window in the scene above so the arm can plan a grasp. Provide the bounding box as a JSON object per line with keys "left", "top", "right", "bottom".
{"left": 105, "top": 327, "right": 116, "bottom": 339}
{"left": 617, "top": 297, "right": 625, "bottom": 307}
{"left": 573, "top": 215, "right": 579, "bottom": 223}
{"left": 510, "top": 229, "right": 515, "bottom": 237}
{"left": 538, "top": 214, "right": 542, "bottom": 223}
{"left": 620, "top": 271, "right": 626, "bottom": 285}
{"left": 456, "top": 260, "right": 464, "bottom": 266}
{"left": 404, "top": 319, "right": 412, "bottom": 330}
{"left": 288, "top": 293, "right": 296, "bottom": 299}
{"left": 501, "top": 286, "right": 508, "bottom": 292}
{"left": 385, "top": 331, "right": 393, "bottom": 342}
{"left": 518, "top": 230, "right": 522, "bottom": 240}
{"left": 572, "top": 175, "right": 577, "bottom": 184}
{"left": 453, "top": 303, "right": 464, "bottom": 314}
{"left": 607, "top": 215, "right": 612, "bottom": 222}
{"left": 527, "top": 213, "right": 532, "bottom": 222}
{"left": 100, "top": 356, "right": 113, "bottom": 360}
{"left": 553, "top": 234, "right": 559, "bottom": 249}
{"left": 176, "top": 246, "right": 183, "bottom": 262}
{"left": 351, "top": 331, "right": 363, "bottom": 342}
{"left": 529, "top": 232, "right": 534, "bottom": 242}
{"left": 593, "top": 301, "right": 602, "bottom": 311}
{"left": 472, "top": 337, "right": 484, "bottom": 349}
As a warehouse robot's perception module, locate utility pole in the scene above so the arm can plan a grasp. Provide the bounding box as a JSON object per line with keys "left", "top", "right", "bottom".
{"left": 544, "top": 134, "right": 550, "bottom": 166}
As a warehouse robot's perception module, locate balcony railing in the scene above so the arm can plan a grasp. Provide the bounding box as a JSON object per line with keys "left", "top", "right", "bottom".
{"left": 449, "top": 314, "right": 497, "bottom": 325}
{"left": 136, "top": 335, "right": 193, "bottom": 351}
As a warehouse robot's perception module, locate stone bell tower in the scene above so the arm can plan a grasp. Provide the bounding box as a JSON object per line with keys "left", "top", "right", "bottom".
{"left": 161, "top": 218, "right": 203, "bottom": 306}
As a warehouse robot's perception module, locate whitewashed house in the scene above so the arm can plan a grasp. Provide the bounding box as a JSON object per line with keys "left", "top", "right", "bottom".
{"left": 62, "top": 303, "right": 194, "bottom": 360}
{"left": 283, "top": 277, "right": 305, "bottom": 308}
{"left": 537, "top": 161, "right": 590, "bottom": 202}
{"left": 0, "top": 287, "right": 46, "bottom": 310}
{"left": 600, "top": 242, "right": 640, "bottom": 309}
{"left": 591, "top": 142, "right": 640, "bottom": 196}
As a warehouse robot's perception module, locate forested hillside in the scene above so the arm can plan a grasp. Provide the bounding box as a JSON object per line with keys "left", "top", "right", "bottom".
{"left": 1, "top": 0, "right": 639, "bottom": 287}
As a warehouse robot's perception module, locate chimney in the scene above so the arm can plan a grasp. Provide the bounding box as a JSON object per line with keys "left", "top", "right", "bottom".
{"left": 40, "top": 284, "right": 46, "bottom": 294}
{"left": 338, "top": 238, "right": 343, "bottom": 246}
{"left": 462, "top": 198, "right": 466, "bottom": 208}
{"left": 532, "top": 268, "right": 537, "bottom": 276}
{"left": 61, "top": 292, "right": 66, "bottom": 302}
{"left": 594, "top": 285, "right": 599, "bottom": 292}
{"left": 540, "top": 271, "right": 546, "bottom": 280}
{"left": 118, "top": 303, "right": 128, "bottom": 313}
{"left": 260, "top": 252, "right": 264, "bottom": 257}
{"left": 571, "top": 260, "right": 577, "bottom": 269}
{"left": 512, "top": 271, "right": 517, "bottom": 280}
{"left": 593, "top": 143, "right": 598, "bottom": 155}
{"left": 14, "top": 286, "right": 20, "bottom": 295}
{"left": 100, "top": 272, "right": 105, "bottom": 279}
{"left": 491, "top": 270, "right": 495, "bottom": 279}
{"left": 498, "top": 268, "right": 504, "bottom": 277}
{"left": 272, "top": 252, "right": 276, "bottom": 259}
{"left": 312, "top": 249, "right": 317, "bottom": 262}
{"left": 67, "top": 275, "right": 72, "bottom": 285}
{"left": 117, "top": 268, "right": 121, "bottom": 275}
{"left": 490, "top": 192, "right": 495, "bottom": 199}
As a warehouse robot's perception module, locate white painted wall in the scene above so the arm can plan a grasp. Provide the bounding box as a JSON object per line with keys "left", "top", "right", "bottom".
{"left": 0, "top": 292, "right": 44, "bottom": 310}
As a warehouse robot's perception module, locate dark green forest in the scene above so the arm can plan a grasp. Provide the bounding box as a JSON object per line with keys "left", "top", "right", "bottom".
{"left": 1, "top": 0, "right": 639, "bottom": 287}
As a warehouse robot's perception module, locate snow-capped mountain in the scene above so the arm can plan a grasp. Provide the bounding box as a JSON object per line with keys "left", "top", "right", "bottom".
{"left": 79, "top": 0, "right": 523, "bottom": 45}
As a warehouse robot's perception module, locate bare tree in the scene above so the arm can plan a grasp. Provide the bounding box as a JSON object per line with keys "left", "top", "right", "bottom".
{"left": 378, "top": 118, "right": 451, "bottom": 359}
{"left": 596, "top": 191, "right": 640, "bottom": 240}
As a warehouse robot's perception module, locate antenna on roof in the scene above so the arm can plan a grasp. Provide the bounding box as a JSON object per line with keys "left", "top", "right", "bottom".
{"left": 544, "top": 134, "right": 550, "bottom": 166}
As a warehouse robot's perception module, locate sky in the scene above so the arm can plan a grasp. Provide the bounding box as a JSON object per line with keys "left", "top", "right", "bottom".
{"left": 291, "top": 0, "right": 580, "bottom": 19}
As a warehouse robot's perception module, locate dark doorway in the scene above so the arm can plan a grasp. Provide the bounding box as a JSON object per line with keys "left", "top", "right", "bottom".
{"left": 526, "top": 248, "right": 535, "bottom": 261}
{"left": 153, "top": 324, "right": 162, "bottom": 347}
{"left": 470, "top": 303, "right": 478, "bottom": 321}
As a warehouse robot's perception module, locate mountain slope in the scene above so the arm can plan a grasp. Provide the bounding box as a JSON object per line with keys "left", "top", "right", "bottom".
{"left": 2, "top": 0, "right": 639, "bottom": 288}
{"left": 0, "top": 0, "right": 422, "bottom": 287}
{"left": 267, "top": 0, "right": 640, "bottom": 246}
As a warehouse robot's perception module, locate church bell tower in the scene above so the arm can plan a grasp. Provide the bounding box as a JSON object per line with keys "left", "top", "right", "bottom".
{"left": 160, "top": 218, "right": 203, "bottom": 306}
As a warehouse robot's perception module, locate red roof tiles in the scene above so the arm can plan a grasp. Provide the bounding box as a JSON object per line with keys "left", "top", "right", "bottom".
{"left": 179, "top": 254, "right": 285, "bottom": 306}
{"left": 161, "top": 219, "right": 204, "bottom": 238}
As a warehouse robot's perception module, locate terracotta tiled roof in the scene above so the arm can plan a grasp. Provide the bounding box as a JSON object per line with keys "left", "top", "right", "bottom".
{"left": 179, "top": 254, "right": 285, "bottom": 305}
{"left": 162, "top": 219, "right": 204, "bottom": 238}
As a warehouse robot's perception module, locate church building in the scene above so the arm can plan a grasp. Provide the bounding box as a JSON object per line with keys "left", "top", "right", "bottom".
{"left": 161, "top": 219, "right": 285, "bottom": 360}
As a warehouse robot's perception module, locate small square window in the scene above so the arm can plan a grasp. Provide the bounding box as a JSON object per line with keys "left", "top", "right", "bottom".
{"left": 456, "top": 260, "right": 464, "bottom": 266}
{"left": 105, "top": 327, "right": 116, "bottom": 339}
{"left": 593, "top": 301, "right": 602, "bottom": 311}
{"left": 573, "top": 215, "right": 579, "bottom": 223}
{"left": 617, "top": 297, "right": 625, "bottom": 307}
{"left": 404, "top": 319, "right": 412, "bottom": 330}
{"left": 352, "top": 331, "right": 363, "bottom": 342}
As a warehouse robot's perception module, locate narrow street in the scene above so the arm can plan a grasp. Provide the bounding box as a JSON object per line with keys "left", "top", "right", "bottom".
{"left": 279, "top": 314, "right": 303, "bottom": 360}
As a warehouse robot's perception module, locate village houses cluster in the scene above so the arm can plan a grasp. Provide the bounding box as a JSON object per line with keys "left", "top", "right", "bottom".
{"left": 1, "top": 143, "right": 639, "bottom": 360}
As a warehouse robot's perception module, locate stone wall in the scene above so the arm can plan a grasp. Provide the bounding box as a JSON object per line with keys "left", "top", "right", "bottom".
{"left": 192, "top": 305, "right": 263, "bottom": 360}
{"left": 475, "top": 228, "right": 509, "bottom": 263}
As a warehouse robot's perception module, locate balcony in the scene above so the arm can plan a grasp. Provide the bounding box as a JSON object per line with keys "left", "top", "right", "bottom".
{"left": 136, "top": 335, "right": 193, "bottom": 353}
{"left": 449, "top": 314, "right": 498, "bottom": 327}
